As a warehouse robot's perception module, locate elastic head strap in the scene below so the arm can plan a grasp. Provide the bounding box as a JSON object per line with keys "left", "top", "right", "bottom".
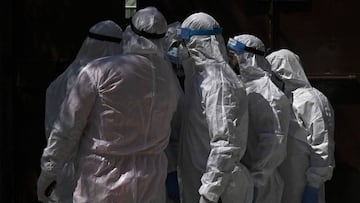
{"left": 130, "top": 20, "right": 166, "bottom": 39}
{"left": 88, "top": 32, "right": 122, "bottom": 43}
{"left": 227, "top": 38, "right": 265, "bottom": 56}
{"left": 244, "top": 46, "right": 266, "bottom": 56}
{"left": 176, "top": 27, "right": 223, "bottom": 40}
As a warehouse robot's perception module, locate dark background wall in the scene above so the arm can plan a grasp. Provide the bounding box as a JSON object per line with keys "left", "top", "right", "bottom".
{"left": 1, "top": 0, "right": 359, "bottom": 202}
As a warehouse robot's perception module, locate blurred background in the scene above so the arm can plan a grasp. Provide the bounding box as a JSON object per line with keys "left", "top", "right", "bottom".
{"left": 1, "top": 0, "right": 359, "bottom": 202}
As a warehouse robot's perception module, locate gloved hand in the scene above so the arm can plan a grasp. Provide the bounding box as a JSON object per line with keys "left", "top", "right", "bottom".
{"left": 199, "top": 195, "right": 217, "bottom": 203}
{"left": 166, "top": 171, "right": 180, "bottom": 201}
{"left": 301, "top": 185, "right": 319, "bottom": 203}
{"left": 37, "top": 171, "right": 56, "bottom": 202}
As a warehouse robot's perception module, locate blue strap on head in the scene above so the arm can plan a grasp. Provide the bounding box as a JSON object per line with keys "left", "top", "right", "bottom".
{"left": 227, "top": 38, "right": 266, "bottom": 56}
{"left": 176, "top": 27, "right": 223, "bottom": 40}
{"left": 227, "top": 38, "right": 246, "bottom": 53}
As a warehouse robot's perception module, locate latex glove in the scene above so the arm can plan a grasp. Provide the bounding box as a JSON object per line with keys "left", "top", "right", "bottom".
{"left": 166, "top": 171, "right": 180, "bottom": 201}
{"left": 301, "top": 185, "right": 319, "bottom": 203}
{"left": 199, "top": 196, "right": 217, "bottom": 203}
{"left": 37, "top": 171, "right": 56, "bottom": 202}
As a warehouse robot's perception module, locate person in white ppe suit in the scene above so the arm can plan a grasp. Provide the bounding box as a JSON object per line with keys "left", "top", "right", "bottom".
{"left": 40, "top": 20, "right": 123, "bottom": 203}
{"left": 120, "top": 6, "right": 182, "bottom": 203}
{"left": 177, "top": 12, "right": 253, "bottom": 203}
{"left": 45, "top": 20, "right": 123, "bottom": 139}
{"left": 37, "top": 7, "right": 180, "bottom": 203}
{"left": 165, "top": 21, "right": 185, "bottom": 90}
{"left": 226, "top": 34, "right": 291, "bottom": 203}
{"left": 163, "top": 21, "right": 185, "bottom": 203}
{"left": 266, "top": 49, "right": 335, "bottom": 203}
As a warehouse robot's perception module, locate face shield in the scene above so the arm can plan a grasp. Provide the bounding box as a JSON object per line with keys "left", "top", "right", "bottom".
{"left": 227, "top": 38, "right": 266, "bottom": 56}
{"left": 172, "top": 26, "right": 224, "bottom": 63}
{"left": 165, "top": 27, "right": 224, "bottom": 73}
{"left": 227, "top": 37, "right": 268, "bottom": 76}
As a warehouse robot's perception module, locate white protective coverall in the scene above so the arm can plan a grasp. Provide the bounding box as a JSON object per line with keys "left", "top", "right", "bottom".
{"left": 266, "top": 49, "right": 335, "bottom": 203}
{"left": 38, "top": 8, "right": 180, "bottom": 203}
{"left": 163, "top": 21, "right": 185, "bottom": 203}
{"left": 230, "top": 35, "right": 291, "bottom": 203}
{"left": 120, "top": 6, "right": 183, "bottom": 203}
{"left": 45, "top": 20, "right": 123, "bottom": 139}
{"left": 41, "top": 20, "right": 123, "bottom": 202}
{"left": 178, "top": 12, "right": 253, "bottom": 203}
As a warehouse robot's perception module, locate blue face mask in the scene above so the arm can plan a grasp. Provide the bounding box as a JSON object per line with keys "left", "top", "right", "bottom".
{"left": 167, "top": 47, "right": 180, "bottom": 64}
{"left": 176, "top": 27, "right": 223, "bottom": 40}
{"left": 227, "top": 38, "right": 266, "bottom": 56}
{"left": 166, "top": 46, "right": 185, "bottom": 78}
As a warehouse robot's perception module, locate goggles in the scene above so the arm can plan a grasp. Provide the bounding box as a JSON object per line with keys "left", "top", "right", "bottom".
{"left": 176, "top": 27, "right": 223, "bottom": 40}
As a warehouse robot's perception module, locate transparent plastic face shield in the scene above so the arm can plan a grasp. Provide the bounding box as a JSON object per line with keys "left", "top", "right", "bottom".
{"left": 171, "top": 27, "right": 224, "bottom": 63}
{"left": 227, "top": 38, "right": 266, "bottom": 56}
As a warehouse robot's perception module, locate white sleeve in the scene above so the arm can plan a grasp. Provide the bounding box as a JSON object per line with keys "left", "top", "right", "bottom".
{"left": 199, "top": 79, "right": 248, "bottom": 202}
{"left": 40, "top": 66, "right": 97, "bottom": 177}
{"left": 297, "top": 92, "right": 335, "bottom": 188}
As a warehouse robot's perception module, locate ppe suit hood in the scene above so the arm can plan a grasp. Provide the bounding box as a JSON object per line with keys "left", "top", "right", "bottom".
{"left": 76, "top": 20, "right": 123, "bottom": 66}
{"left": 232, "top": 34, "right": 272, "bottom": 82}
{"left": 164, "top": 21, "right": 181, "bottom": 51}
{"left": 181, "top": 12, "right": 229, "bottom": 71}
{"left": 266, "top": 49, "right": 311, "bottom": 94}
{"left": 121, "top": 7, "right": 167, "bottom": 56}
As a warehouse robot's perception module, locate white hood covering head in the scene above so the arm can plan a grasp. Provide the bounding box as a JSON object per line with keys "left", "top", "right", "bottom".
{"left": 164, "top": 21, "right": 181, "bottom": 51}
{"left": 181, "top": 12, "right": 229, "bottom": 66}
{"left": 266, "top": 49, "right": 311, "bottom": 94}
{"left": 76, "top": 20, "right": 123, "bottom": 66}
{"left": 121, "top": 6, "right": 167, "bottom": 56}
{"left": 232, "top": 34, "right": 272, "bottom": 82}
